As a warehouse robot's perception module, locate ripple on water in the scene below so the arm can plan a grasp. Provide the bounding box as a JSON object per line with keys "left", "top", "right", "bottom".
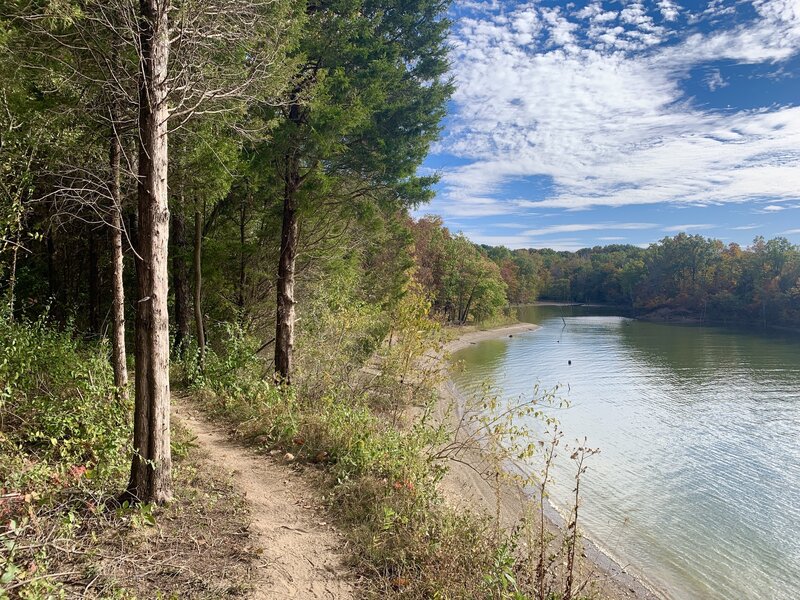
{"left": 451, "top": 308, "right": 800, "bottom": 600}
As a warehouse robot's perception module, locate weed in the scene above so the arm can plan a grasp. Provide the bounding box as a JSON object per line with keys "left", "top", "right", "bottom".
{"left": 183, "top": 285, "right": 604, "bottom": 599}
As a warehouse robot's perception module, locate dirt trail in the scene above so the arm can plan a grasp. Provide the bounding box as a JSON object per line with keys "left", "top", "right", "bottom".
{"left": 172, "top": 398, "right": 357, "bottom": 600}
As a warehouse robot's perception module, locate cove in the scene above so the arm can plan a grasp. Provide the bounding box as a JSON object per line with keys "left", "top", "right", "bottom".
{"left": 450, "top": 305, "right": 800, "bottom": 600}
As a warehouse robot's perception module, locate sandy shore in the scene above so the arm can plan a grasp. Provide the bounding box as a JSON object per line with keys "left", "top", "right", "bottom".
{"left": 436, "top": 323, "right": 668, "bottom": 600}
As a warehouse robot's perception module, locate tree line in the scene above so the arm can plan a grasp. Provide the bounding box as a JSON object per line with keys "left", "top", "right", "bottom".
{"left": 406, "top": 216, "right": 799, "bottom": 329}
{"left": 481, "top": 233, "right": 800, "bottom": 328}
{"left": 1, "top": 0, "right": 451, "bottom": 504}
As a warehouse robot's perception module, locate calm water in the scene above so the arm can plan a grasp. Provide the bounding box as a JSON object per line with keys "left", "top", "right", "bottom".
{"left": 451, "top": 305, "right": 800, "bottom": 600}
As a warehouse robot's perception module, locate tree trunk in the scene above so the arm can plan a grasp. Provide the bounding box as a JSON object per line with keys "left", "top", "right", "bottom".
{"left": 461, "top": 287, "right": 475, "bottom": 324}
{"left": 127, "top": 0, "right": 172, "bottom": 505}
{"left": 274, "top": 151, "right": 300, "bottom": 384}
{"left": 6, "top": 226, "right": 21, "bottom": 320}
{"left": 46, "top": 230, "right": 66, "bottom": 325}
{"left": 172, "top": 212, "right": 190, "bottom": 355}
{"left": 193, "top": 210, "right": 205, "bottom": 369}
{"left": 109, "top": 125, "right": 129, "bottom": 403}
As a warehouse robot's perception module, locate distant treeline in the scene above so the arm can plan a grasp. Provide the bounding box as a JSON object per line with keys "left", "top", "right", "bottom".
{"left": 411, "top": 216, "right": 800, "bottom": 328}
{"left": 486, "top": 233, "right": 800, "bottom": 328}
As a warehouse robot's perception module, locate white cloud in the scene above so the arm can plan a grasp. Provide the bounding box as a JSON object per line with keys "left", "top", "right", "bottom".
{"left": 705, "top": 69, "right": 728, "bottom": 90}
{"left": 662, "top": 223, "right": 716, "bottom": 232}
{"left": 731, "top": 224, "right": 763, "bottom": 230}
{"left": 781, "top": 228, "right": 800, "bottom": 234}
{"left": 523, "top": 222, "right": 657, "bottom": 236}
{"left": 494, "top": 222, "right": 532, "bottom": 229}
{"left": 658, "top": 0, "right": 681, "bottom": 21}
{"left": 461, "top": 231, "right": 590, "bottom": 250}
{"left": 432, "top": 0, "right": 800, "bottom": 219}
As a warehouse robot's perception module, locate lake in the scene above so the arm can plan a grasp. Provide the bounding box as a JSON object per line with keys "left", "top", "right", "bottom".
{"left": 450, "top": 305, "right": 800, "bottom": 600}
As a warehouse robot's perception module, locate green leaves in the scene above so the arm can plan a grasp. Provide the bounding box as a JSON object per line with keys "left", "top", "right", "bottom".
{"left": 0, "top": 317, "right": 130, "bottom": 493}
{"left": 409, "top": 218, "right": 509, "bottom": 324}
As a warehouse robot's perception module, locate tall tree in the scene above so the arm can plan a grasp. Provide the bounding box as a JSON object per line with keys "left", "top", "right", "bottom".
{"left": 126, "top": 0, "right": 172, "bottom": 503}
{"left": 4, "top": 0, "right": 298, "bottom": 503}
{"left": 128, "top": 0, "right": 296, "bottom": 502}
{"left": 109, "top": 112, "right": 129, "bottom": 401}
{"left": 270, "top": 0, "right": 452, "bottom": 383}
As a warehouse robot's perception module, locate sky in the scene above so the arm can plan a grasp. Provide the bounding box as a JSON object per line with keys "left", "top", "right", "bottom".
{"left": 418, "top": 0, "right": 800, "bottom": 251}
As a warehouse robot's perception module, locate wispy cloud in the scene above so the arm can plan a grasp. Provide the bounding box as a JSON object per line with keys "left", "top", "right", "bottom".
{"left": 781, "top": 229, "right": 800, "bottom": 235}
{"left": 522, "top": 222, "right": 657, "bottom": 236}
{"left": 704, "top": 69, "right": 728, "bottom": 91}
{"left": 431, "top": 0, "right": 800, "bottom": 218}
{"left": 493, "top": 222, "right": 534, "bottom": 229}
{"left": 662, "top": 223, "right": 716, "bottom": 232}
{"left": 731, "top": 224, "right": 762, "bottom": 230}
{"left": 463, "top": 232, "right": 589, "bottom": 251}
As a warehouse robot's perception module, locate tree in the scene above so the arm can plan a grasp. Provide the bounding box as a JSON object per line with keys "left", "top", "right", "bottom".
{"left": 125, "top": 0, "right": 173, "bottom": 504}
{"left": 3, "top": 0, "right": 141, "bottom": 397}
{"left": 267, "top": 0, "right": 451, "bottom": 384}
{"left": 169, "top": 119, "right": 240, "bottom": 365}
{"left": 408, "top": 218, "right": 508, "bottom": 324}
{"left": 4, "top": 0, "right": 298, "bottom": 503}
{"left": 127, "top": 0, "right": 296, "bottom": 502}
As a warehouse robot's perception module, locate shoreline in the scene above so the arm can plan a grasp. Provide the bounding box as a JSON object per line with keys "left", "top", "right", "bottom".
{"left": 435, "top": 322, "right": 668, "bottom": 600}
{"left": 529, "top": 301, "right": 800, "bottom": 334}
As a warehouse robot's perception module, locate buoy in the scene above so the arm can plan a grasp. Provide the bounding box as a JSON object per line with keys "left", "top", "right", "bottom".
{"left": 568, "top": 360, "right": 572, "bottom": 365}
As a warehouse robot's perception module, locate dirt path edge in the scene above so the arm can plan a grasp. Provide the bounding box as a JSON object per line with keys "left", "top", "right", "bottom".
{"left": 172, "top": 397, "right": 356, "bottom": 600}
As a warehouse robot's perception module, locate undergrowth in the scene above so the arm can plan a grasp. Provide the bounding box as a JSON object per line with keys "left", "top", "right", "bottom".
{"left": 0, "top": 318, "right": 259, "bottom": 598}
{"left": 0, "top": 292, "right": 604, "bottom": 598}
{"left": 178, "top": 286, "right": 602, "bottom": 600}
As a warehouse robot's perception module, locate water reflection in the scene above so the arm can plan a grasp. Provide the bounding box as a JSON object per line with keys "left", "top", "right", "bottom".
{"left": 451, "top": 306, "right": 800, "bottom": 600}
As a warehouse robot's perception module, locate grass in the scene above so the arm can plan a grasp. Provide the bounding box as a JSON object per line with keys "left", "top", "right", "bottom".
{"left": 2, "top": 293, "right": 608, "bottom": 599}
{"left": 0, "top": 319, "right": 260, "bottom": 598}
{"left": 176, "top": 291, "right": 604, "bottom": 599}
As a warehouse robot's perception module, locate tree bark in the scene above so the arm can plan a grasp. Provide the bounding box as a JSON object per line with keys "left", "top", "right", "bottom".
{"left": 172, "top": 212, "right": 190, "bottom": 355}
{"left": 461, "top": 287, "right": 475, "bottom": 324}
{"left": 193, "top": 210, "right": 205, "bottom": 369}
{"left": 127, "top": 0, "right": 172, "bottom": 505}
{"left": 6, "top": 225, "right": 21, "bottom": 320}
{"left": 109, "top": 124, "right": 129, "bottom": 403}
{"left": 274, "top": 150, "right": 300, "bottom": 384}
{"left": 46, "top": 231, "right": 67, "bottom": 324}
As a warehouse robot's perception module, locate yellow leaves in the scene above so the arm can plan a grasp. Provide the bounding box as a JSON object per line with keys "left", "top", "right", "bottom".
{"left": 390, "top": 575, "right": 410, "bottom": 589}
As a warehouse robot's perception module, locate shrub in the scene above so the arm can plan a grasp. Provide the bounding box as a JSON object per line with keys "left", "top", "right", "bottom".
{"left": 0, "top": 316, "right": 129, "bottom": 495}
{"left": 0, "top": 316, "right": 132, "bottom": 596}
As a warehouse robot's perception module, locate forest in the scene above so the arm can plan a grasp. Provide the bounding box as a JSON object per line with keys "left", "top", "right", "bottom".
{"left": 2, "top": 0, "right": 798, "bottom": 597}
{"left": 480, "top": 233, "right": 800, "bottom": 328}
{"left": 0, "top": 0, "right": 603, "bottom": 597}
{"left": 409, "top": 215, "right": 800, "bottom": 329}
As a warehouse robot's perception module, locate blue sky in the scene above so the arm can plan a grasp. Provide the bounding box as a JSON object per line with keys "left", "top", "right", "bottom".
{"left": 418, "top": 0, "right": 800, "bottom": 250}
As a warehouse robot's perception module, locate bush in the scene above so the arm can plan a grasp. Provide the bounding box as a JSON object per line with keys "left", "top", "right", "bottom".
{"left": 183, "top": 282, "right": 602, "bottom": 599}
{"left": 178, "top": 321, "right": 267, "bottom": 396}
{"left": 0, "top": 316, "right": 132, "bottom": 596}
{"left": 0, "top": 316, "right": 129, "bottom": 495}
